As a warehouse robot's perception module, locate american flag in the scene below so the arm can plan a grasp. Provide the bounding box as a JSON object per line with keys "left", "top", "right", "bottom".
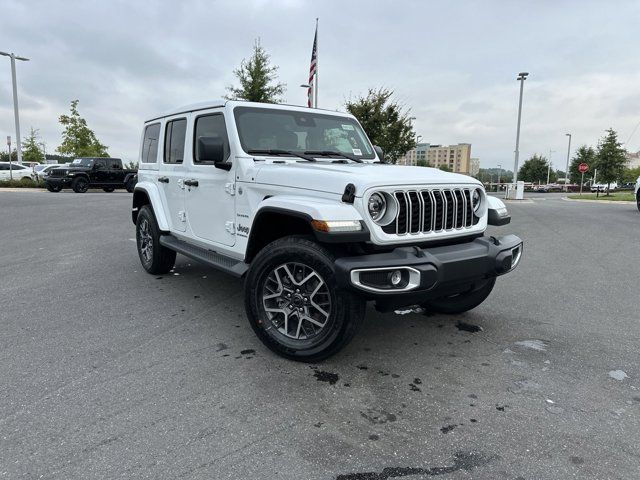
{"left": 307, "top": 22, "right": 318, "bottom": 108}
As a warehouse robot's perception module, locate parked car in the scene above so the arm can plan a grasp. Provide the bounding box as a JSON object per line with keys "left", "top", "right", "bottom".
{"left": 0, "top": 162, "right": 36, "bottom": 182}
{"left": 44, "top": 157, "right": 137, "bottom": 193}
{"left": 131, "top": 100, "right": 523, "bottom": 361}
{"left": 634, "top": 177, "right": 640, "bottom": 212}
{"left": 34, "top": 164, "right": 61, "bottom": 180}
{"left": 591, "top": 182, "right": 618, "bottom": 193}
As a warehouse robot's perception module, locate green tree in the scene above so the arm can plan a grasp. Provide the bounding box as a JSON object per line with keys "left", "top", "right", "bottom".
{"left": 568, "top": 145, "right": 596, "bottom": 184}
{"left": 416, "top": 159, "right": 430, "bottom": 167}
{"left": 594, "top": 129, "right": 626, "bottom": 195}
{"left": 345, "top": 88, "right": 416, "bottom": 163}
{"left": 621, "top": 166, "right": 640, "bottom": 183}
{"left": 22, "top": 127, "right": 44, "bottom": 163}
{"left": 225, "top": 39, "right": 286, "bottom": 103}
{"left": 438, "top": 165, "right": 452, "bottom": 172}
{"left": 518, "top": 154, "right": 552, "bottom": 183}
{"left": 57, "top": 100, "right": 109, "bottom": 158}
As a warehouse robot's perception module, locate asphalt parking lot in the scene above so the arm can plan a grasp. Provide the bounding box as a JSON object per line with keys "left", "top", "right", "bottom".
{"left": 1, "top": 190, "right": 639, "bottom": 480}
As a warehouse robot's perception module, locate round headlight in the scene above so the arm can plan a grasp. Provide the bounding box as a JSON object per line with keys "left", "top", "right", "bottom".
{"left": 368, "top": 192, "right": 387, "bottom": 223}
{"left": 472, "top": 189, "right": 482, "bottom": 214}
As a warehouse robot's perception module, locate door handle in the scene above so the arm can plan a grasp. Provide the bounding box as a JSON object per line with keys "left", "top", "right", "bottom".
{"left": 184, "top": 179, "right": 199, "bottom": 187}
{"left": 157, "top": 176, "right": 169, "bottom": 183}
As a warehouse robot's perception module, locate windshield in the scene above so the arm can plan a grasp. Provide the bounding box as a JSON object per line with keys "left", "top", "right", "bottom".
{"left": 71, "top": 158, "right": 94, "bottom": 167}
{"left": 234, "top": 107, "right": 375, "bottom": 160}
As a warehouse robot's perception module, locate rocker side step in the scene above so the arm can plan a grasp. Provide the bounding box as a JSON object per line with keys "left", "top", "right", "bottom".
{"left": 159, "top": 235, "right": 248, "bottom": 277}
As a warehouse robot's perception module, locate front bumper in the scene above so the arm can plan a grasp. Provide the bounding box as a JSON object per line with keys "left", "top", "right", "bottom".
{"left": 334, "top": 234, "right": 523, "bottom": 311}
{"left": 45, "top": 177, "right": 72, "bottom": 187}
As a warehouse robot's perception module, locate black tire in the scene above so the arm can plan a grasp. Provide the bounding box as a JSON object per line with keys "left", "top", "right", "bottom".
{"left": 126, "top": 178, "right": 136, "bottom": 193}
{"left": 102, "top": 187, "right": 115, "bottom": 192}
{"left": 636, "top": 191, "right": 640, "bottom": 213}
{"left": 136, "top": 205, "right": 176, "bottom": 274}
{"left": 422, "top": 278, "right": 496, "bottom": 315}
{"left": 71, "top": 177, "right": 89, "bottom": 193}
{"left": 46, "top": 183, "right": 62, "bottom": 192}
{"left": 244, "top": 236, "right": 365, "bottom": 362}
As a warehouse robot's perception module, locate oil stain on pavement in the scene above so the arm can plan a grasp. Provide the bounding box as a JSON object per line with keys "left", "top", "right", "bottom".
{"left": 335, "top": 451, "right": 499, "bottom": 479}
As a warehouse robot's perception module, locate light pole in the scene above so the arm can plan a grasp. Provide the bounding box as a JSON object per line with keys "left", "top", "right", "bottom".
{"left": 512, "top": 72, "right": 528, "bottom": 196}
{"left": 564, "top": 133, "right": 572, "bottom": 192}
{"left": 497, "top": 164, "right": 502, "bottom": 189}
{"left": 546, "top": 149, "right": 555, "bottom": 184}
{"left": 0, "top": 51, "right": 29, "bottom": 164}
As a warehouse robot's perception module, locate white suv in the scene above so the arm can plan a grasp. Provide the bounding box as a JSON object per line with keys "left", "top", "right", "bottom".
{"left": 131, "top": 100, "right": 522, "bottom": 361}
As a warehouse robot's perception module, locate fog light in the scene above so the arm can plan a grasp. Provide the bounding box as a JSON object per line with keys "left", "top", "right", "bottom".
{"left": 389, "top": 270, "right": 403, "bottom": 286}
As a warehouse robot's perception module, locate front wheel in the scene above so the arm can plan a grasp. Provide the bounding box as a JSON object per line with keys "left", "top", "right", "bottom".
{"left": 245, "top": 236, "right": 365, "bottom": 362}
{"left": 103, "top": 187, "right": 115, "bottom": 192}
{"left": 72, "top": 177, "right": 89, "bottom": 193}
{"left": 636, "top": 192, "right": 640, "bottom": 212}
{"left": 422, "top": 278, "right": 496, "bottom": 315}
{"left": 136, "top": 205, "right": 176, "bottom": 274}
{"left": 46, "top": 184, "right": 62, "bottom": 192}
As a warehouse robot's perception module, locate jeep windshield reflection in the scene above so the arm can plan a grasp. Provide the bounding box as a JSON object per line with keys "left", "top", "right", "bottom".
{"left": 233, "top": 106, "right": 375, "bottom": 160}
{"left": 71, "top": 158, "right": 94, "bottom": 167}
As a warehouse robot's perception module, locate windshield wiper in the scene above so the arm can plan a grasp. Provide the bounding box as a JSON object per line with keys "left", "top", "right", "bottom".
{"left": 304, "top": 150, "right": 363, "bottom": 163}
{"left": 247, "top": 149, "right": 316, "bottom": 162}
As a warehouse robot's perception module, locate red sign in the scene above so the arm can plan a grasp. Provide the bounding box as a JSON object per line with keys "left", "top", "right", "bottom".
{"left": 578, "top": 163, "right": 589, "bottom": 173}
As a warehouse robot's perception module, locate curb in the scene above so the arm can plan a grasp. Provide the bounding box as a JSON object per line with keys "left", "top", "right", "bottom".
{"left": 0, "top": 188, "right": 48, "bottom": 192}
{"left": 561, "top": 196, "right": 635, "bottom": 205}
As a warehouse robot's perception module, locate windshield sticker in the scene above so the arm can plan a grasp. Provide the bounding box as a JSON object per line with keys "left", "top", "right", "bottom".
{"left": 352, "top": 148, "right": 362, "bottom": 156}
{"left": 342, "top": 124, "right": 355, "bottom": 131}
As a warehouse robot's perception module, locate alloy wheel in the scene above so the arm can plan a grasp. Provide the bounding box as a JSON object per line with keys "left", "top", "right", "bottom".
{"left": 262, "top": 262, "right": 332, "bottom": 340}
{"left": 139, "top": 219, "right": 153, "bottom": 263}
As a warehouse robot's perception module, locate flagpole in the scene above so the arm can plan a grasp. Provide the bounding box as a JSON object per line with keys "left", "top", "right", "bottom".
{"left": 314, "top": 18, "right": 318, "bottom": 108}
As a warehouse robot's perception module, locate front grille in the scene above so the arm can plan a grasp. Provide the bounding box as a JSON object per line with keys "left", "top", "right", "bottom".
{"left": 381, "top": 188, "right": 479, "bottom": 235}
{"left": 49, "top": 169, "right": 68, "bottom": 178}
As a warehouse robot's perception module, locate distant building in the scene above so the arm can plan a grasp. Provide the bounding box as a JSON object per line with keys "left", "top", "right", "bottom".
{"left": 626, "top": 150, "right": 640, "bottom": 168}
{"left": 426, "top": 143, "right": 472, "bottom": 174}
{"left": 470, "top": 158, "right": 480, "bottom": 176}
{"left": 398, "top": 142, "right": 472, "bottom": 174}
{"left": 397, "top": 143, "right": 430, "bottom": 166}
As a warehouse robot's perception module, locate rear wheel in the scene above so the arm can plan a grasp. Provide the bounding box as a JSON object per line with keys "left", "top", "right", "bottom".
{"left": 636, "top": 191, "right": 640, "bottom": 212}
{"left": 103, "top": 186, "right": 115, "bottom": 192}
{"left": 72, "top": 177, "right": 89, "bottom": 193}
{"left": 136, "top": 205, "right": 176, "bottom": 274}
{"left": 422, "top": 278, "right": 496, "bottom": 315}
{"left": 245, "top": 236, "right": 365, "bottom": 362}
{"left": 126, "top": 178, "right": 136, "bottom": 193}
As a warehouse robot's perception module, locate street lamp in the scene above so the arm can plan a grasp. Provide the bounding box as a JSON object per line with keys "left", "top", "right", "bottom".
{"left": 564, "top": 133, "right": 572, "bottom": 192}
{"left": 497, "top": 164, "right": 502, "bottom": 185}
{"left": 0, "top": 51, "right": 29, "bottom": 165}
{"left": 512, "top": 72, "right": 529, "bottom": 196}
{"left": 546, "top": 149, "right": 555, "bottom": 184}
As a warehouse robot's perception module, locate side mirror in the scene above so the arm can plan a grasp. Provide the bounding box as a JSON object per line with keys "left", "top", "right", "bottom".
{"left": 197, "top": 136, "right": 229, "bottom": 170}
{"left": 373, "top": 145, "right": 385, "bottom": 163}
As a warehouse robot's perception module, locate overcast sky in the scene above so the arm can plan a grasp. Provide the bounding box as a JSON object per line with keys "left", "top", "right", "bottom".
{"left": 1, "top": 0, "right": 640, "bottom": 169}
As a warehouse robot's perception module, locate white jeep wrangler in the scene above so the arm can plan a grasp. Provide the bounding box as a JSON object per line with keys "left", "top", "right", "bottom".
{"left": 132, "top": 100, "right": 523, "bottom": 361}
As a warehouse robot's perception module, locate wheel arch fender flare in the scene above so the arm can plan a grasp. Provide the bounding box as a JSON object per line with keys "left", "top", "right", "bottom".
{"left": 132, "top": 181, "right": 170, "bottom": 230}
{"left": 244, "top": 195, "right": 367, "bottom": 262}
{"left": 486, "top": 195, "right": 511, "bottom": 226}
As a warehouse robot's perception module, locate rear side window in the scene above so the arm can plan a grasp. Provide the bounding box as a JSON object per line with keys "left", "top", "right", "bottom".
{"left": 141, "top": 123, "right": 160, "bottom": 163}
{"left": 164, "top": 119, "right": 187, "bottom": 164}
{"left": 111, "top": 159, "right": 122, "bottom": 169}
{"left": 193, "top": 114, "right": 230, "bottom": 164}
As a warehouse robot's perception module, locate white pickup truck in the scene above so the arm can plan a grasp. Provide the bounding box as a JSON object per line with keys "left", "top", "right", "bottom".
{"left": 131, "top": 100, "right": 522, "bottom": 361}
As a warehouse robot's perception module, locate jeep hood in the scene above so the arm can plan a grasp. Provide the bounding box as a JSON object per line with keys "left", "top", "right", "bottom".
{"left": 252, "top": 162, "right": 482, "bottom": 196}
